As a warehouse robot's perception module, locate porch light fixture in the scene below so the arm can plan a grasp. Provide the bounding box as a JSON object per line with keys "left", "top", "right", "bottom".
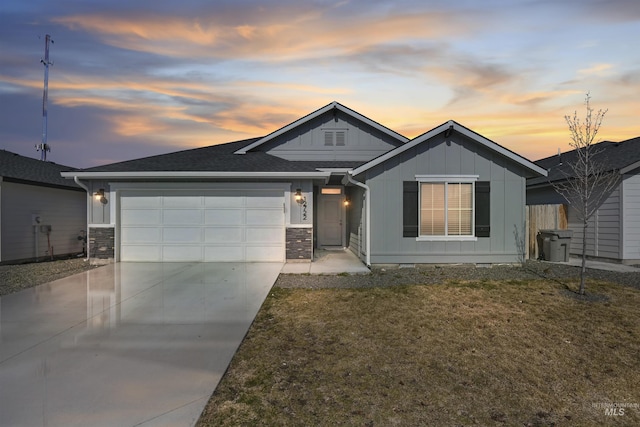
{"left": 294, "top": 188, "right": 308, "bottom": 220}
{"left": 343, "top": 198, "right": 350, "bottom": 207}
{"left": 94, "top": 188, "right": 108, "bottom": 204}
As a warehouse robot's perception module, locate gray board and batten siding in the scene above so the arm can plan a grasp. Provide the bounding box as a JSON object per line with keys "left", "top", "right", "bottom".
{"left": 262, "top": 108, "right": 404, "bottom": 162}
{"left": 354, "top": 131, "right": 531, "bottom": 264}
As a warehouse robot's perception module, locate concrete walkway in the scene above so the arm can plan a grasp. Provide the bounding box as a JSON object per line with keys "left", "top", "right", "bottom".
{"left": 561, "top": 257, "right": 640, "bottom": 273}
{"left": 281, "top": 248, "right": 370, "bottom": 274}
{"left": 0, "top": 262, "right": 282, "bottom": 427}
{"left": 281, "top": 249, "right": 640, "bottom": 275}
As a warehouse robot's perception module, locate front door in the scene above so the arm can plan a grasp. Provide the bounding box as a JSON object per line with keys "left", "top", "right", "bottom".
{"left": 318, "top": 194, "right": 344, "bottom": 247}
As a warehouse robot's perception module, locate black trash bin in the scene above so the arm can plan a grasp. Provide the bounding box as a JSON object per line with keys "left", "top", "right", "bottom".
{"left": 538, "top": 229, "right": 573, "bottom": 262}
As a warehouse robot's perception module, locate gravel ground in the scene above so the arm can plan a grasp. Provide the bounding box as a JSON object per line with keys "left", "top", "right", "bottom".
{"left": 1, "top": 258, "right": 638, "bottom": 298}
{"left": 275, "top": 260, "right": 640, "bottom": 291}
{"left": 0, "top": 258, "right": 98, "bottom": 296}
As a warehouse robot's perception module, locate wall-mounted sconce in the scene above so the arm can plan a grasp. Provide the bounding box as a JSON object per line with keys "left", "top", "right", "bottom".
{"left": 343, "top": 198, "right": 350, "bottom": 207}
{"left": 94, "top": 188, "right": 108, "bottom": 204}
{"left": 294, "top": 188, "right": 307, "bottom": 220}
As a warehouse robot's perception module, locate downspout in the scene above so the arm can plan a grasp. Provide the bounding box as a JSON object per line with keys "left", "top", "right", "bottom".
{"left": 74, "top": 176, "right": 91, "bottom": 261}
{"left": 346, "top": 172, "right": 371, "bottom": 267}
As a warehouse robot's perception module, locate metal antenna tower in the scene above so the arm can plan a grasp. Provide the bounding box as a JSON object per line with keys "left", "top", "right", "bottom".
{"left": 37, "top": 34, "right": 53, "bottom": 161}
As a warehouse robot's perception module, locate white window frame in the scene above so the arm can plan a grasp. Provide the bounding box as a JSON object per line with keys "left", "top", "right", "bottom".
{"left": 415, "top": 175, "right": 478, "bottom": 241}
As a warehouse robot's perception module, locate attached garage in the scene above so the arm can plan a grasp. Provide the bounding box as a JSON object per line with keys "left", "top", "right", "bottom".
{"left": 116, "top": 183, "right": 287, "bottom": 262}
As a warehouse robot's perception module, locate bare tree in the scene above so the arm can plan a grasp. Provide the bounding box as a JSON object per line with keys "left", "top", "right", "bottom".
{"left": 552, "top": 94, "right": 620, "bottom": 295}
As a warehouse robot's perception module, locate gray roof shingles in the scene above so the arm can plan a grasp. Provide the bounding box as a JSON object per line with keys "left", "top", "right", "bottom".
{"left": 0, "top": 150, "right": 81, "bottom": 189}
{"left": 73, "top": 138, "right": 366, "bottom": 173}
{"left": 528, "top": 136, "right": 640, "bottom": 186}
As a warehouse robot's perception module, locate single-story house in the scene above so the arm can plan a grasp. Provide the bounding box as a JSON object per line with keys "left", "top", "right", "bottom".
{"left": 527, "top": 136, "right": 640, "bottom": 265}
{"left": 61, "top": 102, "right": 546, "bottom": 266}
{"left": 0, "top": 150, "right": 87, "bottom": 263}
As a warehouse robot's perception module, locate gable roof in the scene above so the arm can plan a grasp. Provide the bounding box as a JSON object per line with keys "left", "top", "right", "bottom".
{"left": 61, "top": 138, "right": 335, "bottom": 180}
{"left": 234, "top": 101, "right": 409, "bottom": 154}
{"left": 350, "top": 120, "right": 547, "bottom": 177}
{"left": 0, "top": 150, "right": 82, "bottom": 190}
{"left": 527, "top": 136, "right": 640, "bottom": 187}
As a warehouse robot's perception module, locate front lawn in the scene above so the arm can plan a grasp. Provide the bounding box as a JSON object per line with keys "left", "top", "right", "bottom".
{"left": 198, "top": 277, "right": 640, "bottom": 426}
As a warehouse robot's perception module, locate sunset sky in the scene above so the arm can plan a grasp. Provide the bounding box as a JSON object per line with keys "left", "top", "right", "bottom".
{"left": 1, "top": 0, "right": 639, "bottom": 168}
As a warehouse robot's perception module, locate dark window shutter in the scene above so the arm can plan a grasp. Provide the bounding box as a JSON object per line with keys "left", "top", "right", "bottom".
{"left": 403, "top": 181, "right": 418, "bottom": 237}
{"left": 475, "top": 181, "right": 490, "bottom": 237}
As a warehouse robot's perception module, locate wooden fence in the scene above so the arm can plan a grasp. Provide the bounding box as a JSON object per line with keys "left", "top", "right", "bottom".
{"left": 526, "top": 204, "right": 568, "bottom": 260}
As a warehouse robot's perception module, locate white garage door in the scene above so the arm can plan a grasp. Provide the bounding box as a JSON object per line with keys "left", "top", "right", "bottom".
{"left": 119, "top": 189, "right": 284, "bottom": 262}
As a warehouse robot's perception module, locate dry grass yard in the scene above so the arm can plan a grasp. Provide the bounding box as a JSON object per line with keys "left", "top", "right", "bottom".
{"left": 198, "top": 277, "right": 640, "bottom": 426}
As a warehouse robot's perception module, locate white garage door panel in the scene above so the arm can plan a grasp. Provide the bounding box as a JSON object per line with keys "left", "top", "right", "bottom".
{"left": 121, "top": 245, "right": 161, "bottom": 261}
{"left": 204, "top": 246, "right": 244, "bottom": 262}
{"left": 163, "top": 246, "right": 203, "bottom": 261}
{"left": 246, "top": 210, "right": 283, "bottom": 225}
{"left": 121, "top": 228, "right": 161, "bottom": 244}
{"left": 120, "top": 188, "right": 285, "bottom": 262}
{"left": 205, "top": 228, "right": 243, "bottom": 243}
{"left": 121, "top": 195, "right": 162, "bottom": 208}
{"left": 247, "top": 227, "right": 283, "bottom": 243}
{"left": 205, "top": 209, "right": 244, "bottom": 225}
{"left": 205, "top": 196, "right": 243, "bottom": 207}
{"left": 247, "top": 196, "right": 284, "bottom": 208}
{"left": 122, "top": 210, "right": 162, "bottom": 225}
{"left": 163, "top": 227, "right": 202, "bottom": 243}
{"left": 164, "top": 196, "right": 202, "bottom": 208}
{"left": 163, "top": 210, "right": 202, "bottom": 225}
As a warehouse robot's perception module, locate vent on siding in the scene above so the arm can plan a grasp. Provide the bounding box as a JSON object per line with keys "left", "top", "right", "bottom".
{"left": 323, "top": 130, "right": 347, "bottom": 146}
{"left": 324, "top": 131, "right": 334, "bottom": 146}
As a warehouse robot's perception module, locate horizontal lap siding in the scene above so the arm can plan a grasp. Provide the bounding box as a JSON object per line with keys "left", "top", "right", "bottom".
{"left": 1, "top": 182, "right": 86, "bottom": 262}
{"left": 623, "top": 174, "right": 640, "bottom": 261}
{"left": 568, "top": 186, "right": 621, "bottom": 260}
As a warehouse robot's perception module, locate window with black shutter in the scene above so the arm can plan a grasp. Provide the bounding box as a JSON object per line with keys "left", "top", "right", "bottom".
{"left": 403, "top": 181, "right": 418, "bottom": 237}
{"left": 475, "top": 181, "right": 490, "bottom": 237}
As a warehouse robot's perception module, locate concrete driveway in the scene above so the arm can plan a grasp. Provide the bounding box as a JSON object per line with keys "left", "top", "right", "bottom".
{"left": 0, "top": 262, "right": 282, "bottom": 427}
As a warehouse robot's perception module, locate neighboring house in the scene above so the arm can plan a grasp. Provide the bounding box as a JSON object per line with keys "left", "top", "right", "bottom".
{"left": 61, "top": 102, "right": 546, "bottom": 265}
{"left": 527, "top": 137, "right": 640, "bottom": 265}
{"left": 0, "top": 150, "right": 87, "bottom": 263}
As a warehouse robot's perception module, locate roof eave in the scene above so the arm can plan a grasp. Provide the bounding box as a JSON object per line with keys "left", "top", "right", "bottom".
{"left": 61, "top": 171, "right": 332, "bottom": 180}
{"left": 351, "top": 121, "right": 547, "bottom": 177}
{"left": 453, "top": 123, "right": 547, "bottom": 177}
{"left": 620, "top": 160, "right": 640, "bottom": 175}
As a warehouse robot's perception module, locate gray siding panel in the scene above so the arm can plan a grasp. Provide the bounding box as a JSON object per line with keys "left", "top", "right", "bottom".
{"left": 347, "top": 186, "right": 365, "bottom": 259}
{"left": 622, "top": 174, "right": 640, "bottom": 261}
{"left": 265, "top": 110, "right": 401, "bottom": 161}
{"left": 1, "top": 182, "right": 86, "bottom": 262}
{"left": 364, "top": 133, "right": 527, "bottom": 264}
{"left": 567, "top": 187, "right": 621, "bottom": 260}
{"left": 88, "top": 180, "right": 110, "bottom": 225}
